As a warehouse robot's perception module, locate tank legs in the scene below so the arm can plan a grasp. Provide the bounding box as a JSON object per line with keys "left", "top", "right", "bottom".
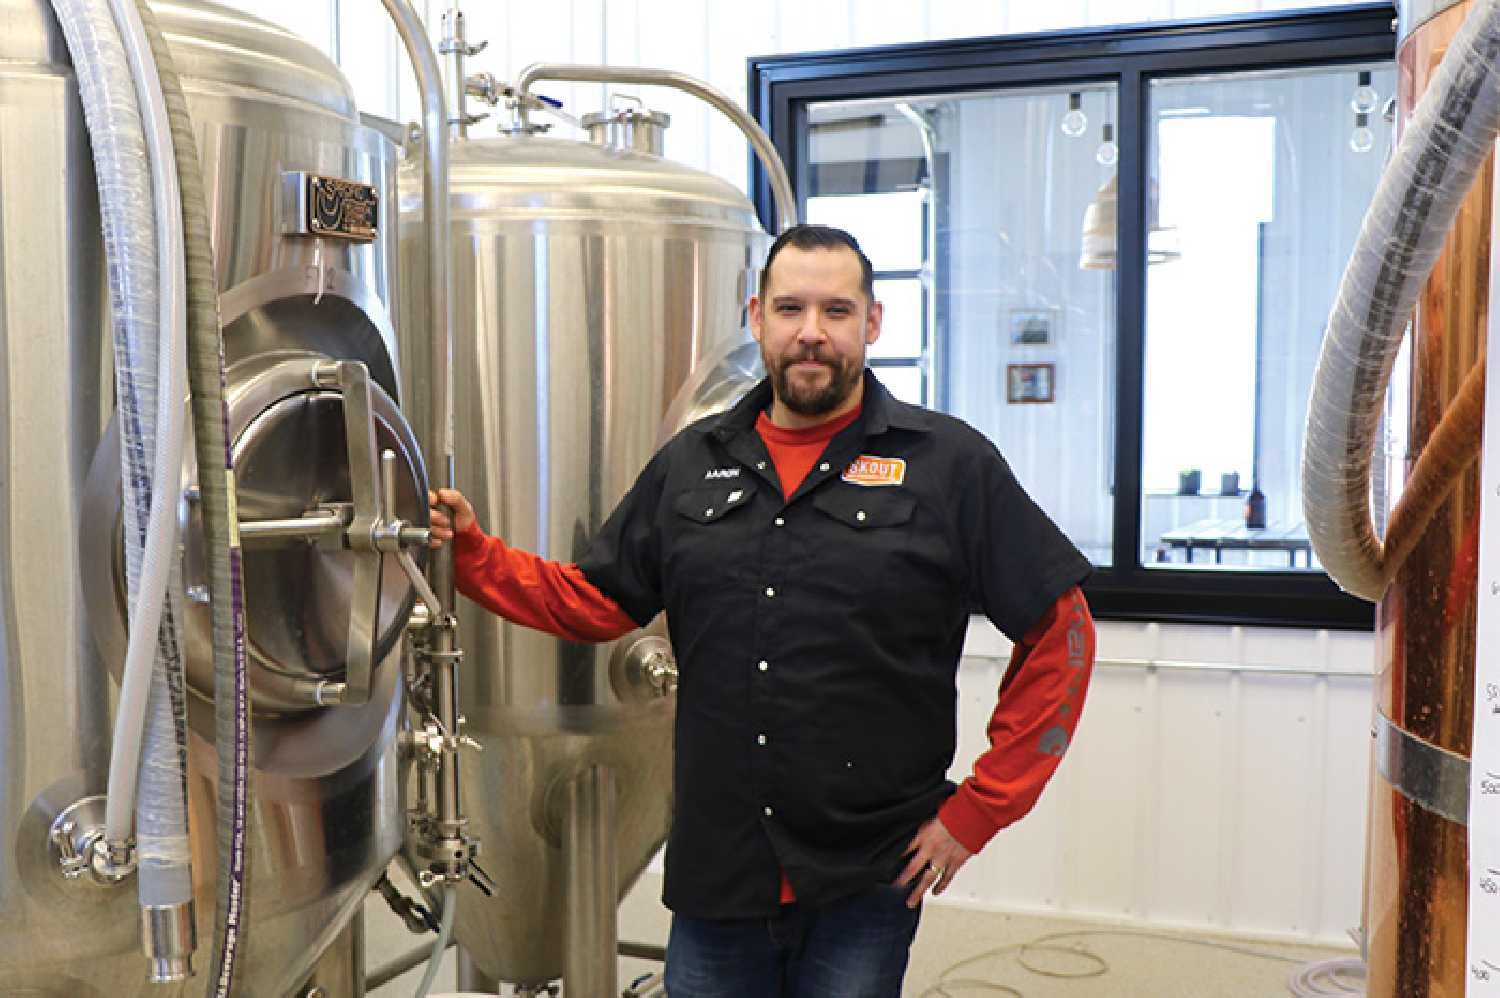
{"left": 564, "top": 764, "right": 619, "bottom": 997}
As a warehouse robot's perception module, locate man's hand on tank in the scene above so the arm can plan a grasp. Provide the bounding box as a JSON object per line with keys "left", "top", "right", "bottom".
{"left": 895, "top": 816, "right": 973, "bottom": 909}
{"left": 428, "top": 488, "right": 477, "bottom": 547}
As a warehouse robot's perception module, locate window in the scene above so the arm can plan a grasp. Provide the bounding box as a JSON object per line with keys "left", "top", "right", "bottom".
{"left": 1142, "top": 67, "right": 1393, "bottom": 576}
{"left": 807, "top": 188, "right": 930, "bottom": 405}
{"left": 750, "top": 6, "right": 1395, "bottom": 628}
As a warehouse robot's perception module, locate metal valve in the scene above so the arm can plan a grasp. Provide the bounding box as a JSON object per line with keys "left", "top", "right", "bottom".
{"left": 641, "top": 648, "right": 678, "bottom": 696}
{"left": 611, "top": 634, "right": 678, "bottom": 701}
{"left": 405, "top": 717, "right": 482, "bottom": 767}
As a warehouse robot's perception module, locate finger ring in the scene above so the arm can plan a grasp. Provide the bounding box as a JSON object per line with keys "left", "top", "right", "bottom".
{"left": 930, "top": 865, "right": 945, "bottom": 879}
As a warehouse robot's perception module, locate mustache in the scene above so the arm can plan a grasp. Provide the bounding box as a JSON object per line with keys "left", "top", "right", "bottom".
{"left": 781, "top": 348, "right": 837, "bottom": 365}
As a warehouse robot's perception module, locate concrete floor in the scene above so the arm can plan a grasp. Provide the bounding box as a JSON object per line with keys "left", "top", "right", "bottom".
{"left": 365, "top": 868, "right": 1362, "bottom": 997}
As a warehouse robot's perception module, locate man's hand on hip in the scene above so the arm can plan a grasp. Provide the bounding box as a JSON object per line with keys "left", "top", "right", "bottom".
{"left": 895, "top": 816, "right": 973, "bottom": 909}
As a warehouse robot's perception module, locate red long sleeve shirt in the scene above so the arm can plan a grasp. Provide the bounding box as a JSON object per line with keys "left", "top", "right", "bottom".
{"left": 452, "top": 402, "right": 1095, "bottom": 899}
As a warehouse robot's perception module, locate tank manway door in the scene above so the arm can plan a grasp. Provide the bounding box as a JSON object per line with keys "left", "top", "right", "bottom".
{"left": 83, "top": 351, "right": 430, "bottom": 719}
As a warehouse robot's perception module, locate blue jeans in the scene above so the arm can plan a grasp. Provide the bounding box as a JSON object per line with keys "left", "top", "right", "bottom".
{"left": 663, "top": 884, "right": 921, "bottom": 997}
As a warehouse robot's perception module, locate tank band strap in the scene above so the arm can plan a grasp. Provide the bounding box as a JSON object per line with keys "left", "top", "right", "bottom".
{"left": 1374, "top": 709, "right": 1470, "bottom": 825}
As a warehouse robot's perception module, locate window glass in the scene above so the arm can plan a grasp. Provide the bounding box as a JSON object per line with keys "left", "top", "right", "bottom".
{"left": 872, "top": 278, "right": 923, "bottom": 359}
{"left": 807, "top": 191, "right": 924, "bottom": 272}
{"left": 1141, "top": 64, "right": 1394, "bottom": 571}
{"left": 873, "top": 365, "right": 925, "bottom": 406}
{"left": 810, "top": 86, "right": 1119, "bottom": 567}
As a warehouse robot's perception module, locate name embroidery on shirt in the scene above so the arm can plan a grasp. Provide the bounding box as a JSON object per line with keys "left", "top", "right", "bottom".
{"left": 705, "top": 467, "right": 742, "bottom": 480}
{"left": 841, "top": 455, "right": 907, "bottom": 487}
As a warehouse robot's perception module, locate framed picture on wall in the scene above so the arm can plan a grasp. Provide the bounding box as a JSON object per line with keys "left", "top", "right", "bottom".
{"left": 1008, "top": 306, "right": 1058, "bottom": 347}
{"left": 1006, "top": 363, "right": 1055, "bottom": 404}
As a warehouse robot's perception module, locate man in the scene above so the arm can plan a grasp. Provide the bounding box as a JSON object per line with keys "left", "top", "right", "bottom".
{"left": 429, "top": 224, "right": 1096, "bottom": 997}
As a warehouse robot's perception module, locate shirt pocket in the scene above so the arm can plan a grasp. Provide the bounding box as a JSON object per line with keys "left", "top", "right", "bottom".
{"left": 807, "top": 488, "right": 944, "bottom": 607}
{"left": 810, "top": 488, "right": 916, "bottom": 530}
{"left": 663, "top": 482, "right": 760, "bottom": 589}
{"left": 673, "top": 482, "right": 758, "bottom": 524}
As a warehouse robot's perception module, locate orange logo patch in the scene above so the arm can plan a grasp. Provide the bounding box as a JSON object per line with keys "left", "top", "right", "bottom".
{"left": 842, "top": 455, "right": 906, "bottom": 487}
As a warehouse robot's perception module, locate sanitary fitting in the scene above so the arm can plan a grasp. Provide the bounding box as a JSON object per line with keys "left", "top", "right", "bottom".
{"left": 48, "top": 797, "right": 136, "bottom": 886}
{"left": 404, "top": 718, "right": 481, "bottom": 768}
{"left": 142, "top": 900, "right": 197, "bottom": 983}
{"left": 642, "top": 648, "right": 678, "bottom": 696}
{"left": 612, "top": 635, "right": 678, "bottom": 701}
{"left": 92, "top": 837, "right": 139, "bottom": 883}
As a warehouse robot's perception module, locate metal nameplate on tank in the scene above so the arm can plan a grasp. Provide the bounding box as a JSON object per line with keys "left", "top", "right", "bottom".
{"left": 281, "top": 171, "right": 379, "bottom": 242}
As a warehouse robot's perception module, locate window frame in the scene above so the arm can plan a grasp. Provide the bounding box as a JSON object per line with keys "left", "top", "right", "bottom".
{"left": 747, "top": 3, "right": 1396, "bottom": 630}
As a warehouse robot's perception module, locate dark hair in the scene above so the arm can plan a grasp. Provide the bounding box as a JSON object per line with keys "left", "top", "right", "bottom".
{"left": 759, "top": 224, "right": 875, "bottom": 303}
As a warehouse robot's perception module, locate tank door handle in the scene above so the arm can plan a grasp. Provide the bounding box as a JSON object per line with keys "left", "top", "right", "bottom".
{"left": 315, "top": 359, "right": 383, "bottom": 705}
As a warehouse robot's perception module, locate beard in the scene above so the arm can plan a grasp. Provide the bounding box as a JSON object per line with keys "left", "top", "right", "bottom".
{"left": 764, "top": 345, "right": 863, "bottom": 417}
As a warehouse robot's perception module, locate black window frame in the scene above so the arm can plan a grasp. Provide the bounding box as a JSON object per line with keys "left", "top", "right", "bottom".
{"left": 747, "top": 3, "right": 1395, "bottom": 630}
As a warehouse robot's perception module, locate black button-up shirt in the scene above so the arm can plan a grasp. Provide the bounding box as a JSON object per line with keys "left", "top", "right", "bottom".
{"left": 578, "top": 371, "right": 1091, "bottom": 918}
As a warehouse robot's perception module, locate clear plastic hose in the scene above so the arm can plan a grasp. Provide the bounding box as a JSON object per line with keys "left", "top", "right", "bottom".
{"left": 106, "top": 0, "right": 191, "bottom": 919}
{"left": 46, "top": 0, "right": 187, "bottom": 868}
{"left": 413, "top": 887, "right": 457, "bottom": 998}
{"left": 131, "top": 0, "right": 254, "bottom": 990}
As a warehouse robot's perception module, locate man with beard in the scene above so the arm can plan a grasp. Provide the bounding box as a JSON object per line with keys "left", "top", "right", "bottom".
{"left": 429, "top": 224, "right": 1096, "bottom": 997}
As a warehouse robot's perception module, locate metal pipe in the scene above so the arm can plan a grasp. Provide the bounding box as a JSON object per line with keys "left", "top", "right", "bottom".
{"left": 237, "top": 513, "right": 344, "bottom": 544}
{"left": 514, "top": 63, "right": 798, "bottom": 232}
{"left": 563, "top": 764, "right": 618, "bottom": 997}
{"left": 377, "top": 0, "right": 454, "bottom": 522}
{"left": 442, "top": 7, "right": 468, "bottom": 140}
{"left": 619, "top": 940, "right": 667, "bottom": 962}
{"left": 433, "top": 624, "right": 461, "bottom": 835}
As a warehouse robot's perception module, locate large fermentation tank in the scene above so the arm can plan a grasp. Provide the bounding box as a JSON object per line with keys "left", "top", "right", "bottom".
{"left": 400, "top": 125, "right": 768, "bottom": 984}
{"left": 0, "top": 2, "right": 422, "bottom": 994}
{"left": 1362, "top": 1, "right": 1489, "bottom": 994}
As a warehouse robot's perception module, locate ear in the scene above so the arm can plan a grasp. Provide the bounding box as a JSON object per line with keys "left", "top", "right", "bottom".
{"left": 749, "top": 295, "right": 765, "bottom": 344}
{"left": 865, "top": 299, "right": 884, "bottom": 346}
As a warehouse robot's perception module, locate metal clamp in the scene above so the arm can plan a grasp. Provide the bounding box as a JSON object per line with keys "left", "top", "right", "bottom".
{"left": 48, "top": 796, "right": 134, "bottom": 887}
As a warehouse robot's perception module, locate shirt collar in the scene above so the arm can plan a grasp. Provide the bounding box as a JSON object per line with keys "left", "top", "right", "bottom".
{"left": 711, "top": 369, "right": 928, "bottom": 442}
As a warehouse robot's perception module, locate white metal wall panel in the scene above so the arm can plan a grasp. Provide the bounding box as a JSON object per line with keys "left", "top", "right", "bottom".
{"left": 848, "top": 0, "right": 927, "bottom": 49}
{"left": 1231, "top": 672, "right": 1319, "bottom": 934}
{"left": 703, "top": 3, "right": 775, "bottom": 196}
{"left": 1318, "top": 675, "right": 1372, "bottom": 939}
{"left": 1059, "top": 663, "right": 1153, "bottom": 918}
{"left": 942, "top": 628, "right": 1374, "bottom": 945}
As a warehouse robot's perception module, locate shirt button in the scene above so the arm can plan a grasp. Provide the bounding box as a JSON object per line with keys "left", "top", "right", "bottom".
{"left": 758, "top": 660, "right": 769, "bottom": 672}
{"left": 705, "top": 508, "right": 714, "bottom": 516}
{"left": 774, "top": 516, "right": 785, "bottom": 527}
{"left": 819, "top": 462, "right": 830, "bottom": 471}
{"left": 757, "top": 461, "right": 767, "bottom": 470}
{"left": 764, "top": 586, "right": 776, "bottom": 598}
{"left": 764, "top": 805, "right": 774, "bottom": 817}
{"left": 757, "top": 734, "right": 767, "bottom": 746}
{"left": 856, "top": 510, "right": 867, "bottom": 522}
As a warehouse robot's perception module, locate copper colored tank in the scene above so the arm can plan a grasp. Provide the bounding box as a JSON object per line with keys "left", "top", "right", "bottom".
{"left": 1365, "top": 2, "right": 1491, "bottom": 994}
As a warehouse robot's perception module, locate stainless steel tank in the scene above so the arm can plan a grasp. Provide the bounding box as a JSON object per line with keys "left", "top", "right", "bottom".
{"left": 399, "top": 119, "right": 769, "bottom": 985}
{"left": 0, "top": 1, "right": 424, "bottom": 994}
